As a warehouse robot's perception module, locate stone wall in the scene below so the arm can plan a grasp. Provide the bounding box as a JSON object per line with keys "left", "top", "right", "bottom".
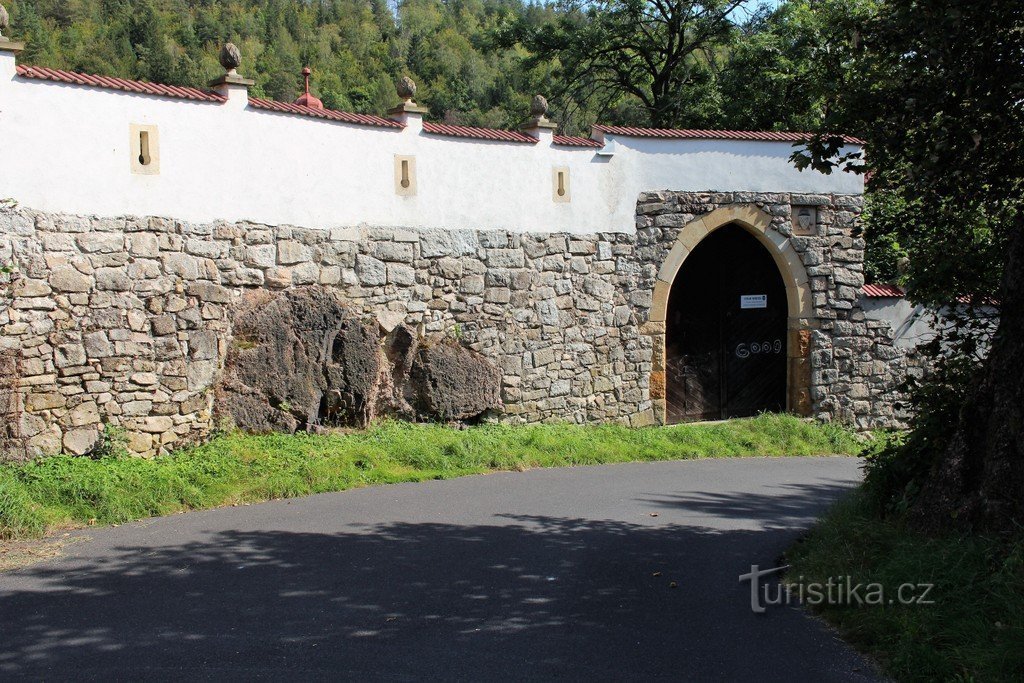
{"left": 0, "top": 193, "right": 909, "bottom": 459}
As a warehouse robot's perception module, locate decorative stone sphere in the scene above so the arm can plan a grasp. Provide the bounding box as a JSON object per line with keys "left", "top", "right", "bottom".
{"left": 219, "top": 43, "right": 242, "bottom": 72}
{"left": 0, "top": 4, "right": 10, "bottom": 38}
{"left": 397, "top": 76, "right": 417, "bottom": 100}
{"left": 530, "top": 94, "right": 549, "bottom": 118}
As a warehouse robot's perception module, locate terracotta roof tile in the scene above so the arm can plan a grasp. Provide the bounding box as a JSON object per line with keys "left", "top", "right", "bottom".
{"left": 17, "top": 64, "right": 864, "bottom": 147}
{"left": 16, "top": 65, "right": 226, "bottom": 102}
{"left": 552, "top": 134, "right": 603, "bottom": 148}
{"left": 593, "top": 124, "right": 864, "bottom": 145}
{"left": 862, "top": 283, "right": 905, "bottom": 297}
{"left": 248, "top": 97, "right": 402, "bottom": 129}
{"left": 422, "top": 122, "right": 536, "bottom": 144}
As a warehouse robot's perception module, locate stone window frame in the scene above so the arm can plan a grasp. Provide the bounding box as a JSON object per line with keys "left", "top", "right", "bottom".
{"left": 647, "top": 203, "right": 815, "bottom": 424}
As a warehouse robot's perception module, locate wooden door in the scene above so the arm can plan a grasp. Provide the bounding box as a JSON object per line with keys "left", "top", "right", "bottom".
{"left": 665, "top": 224, "right": 787, "bottom": 423}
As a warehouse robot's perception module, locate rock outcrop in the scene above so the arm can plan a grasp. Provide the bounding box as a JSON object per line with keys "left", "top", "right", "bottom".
{"left": 217, "top": 288, "right": 381, "bottom": 432}
{"left": 216, "top": 288, "right": 501, "bottom": 433}
{"left": 409, "top": 335, "right": 502, "bottom": 421}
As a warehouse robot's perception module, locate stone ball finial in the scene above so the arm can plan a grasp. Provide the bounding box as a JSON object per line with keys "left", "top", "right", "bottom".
{"left": 397, "top": 76, "right": 417, "bottom": 100}
{"left": 530, "top": 94, "right": 549, "bottom": 118}
{"left": 219, "top": 43, "right": 242, "bottom": 73}
{"left": 0, "top": 4, "right": 10, "bottom": 39}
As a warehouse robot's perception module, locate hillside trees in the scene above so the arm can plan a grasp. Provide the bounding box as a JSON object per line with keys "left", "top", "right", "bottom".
{"left": 4, "top": 0, "right": 861, "bottom": 133}
{"left": 3, "top": 0, "right": 557, "bottom": 127}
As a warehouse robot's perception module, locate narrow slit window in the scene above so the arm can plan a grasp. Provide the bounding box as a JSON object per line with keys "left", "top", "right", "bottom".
{"left": 552, "top": 166, "right": 570, "bottom": 202}
{"left": 138, "top": 131, "right": 151, "bottom": 166}
{"left": 130, "top": 124, "right": 159, "bottom": 175}
{"left": 395, "top": 155, "right": 416, "bottom": 195}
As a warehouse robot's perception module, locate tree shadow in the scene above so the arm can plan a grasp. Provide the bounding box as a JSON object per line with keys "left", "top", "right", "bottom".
{"left": 638, "top": 479, "right": 857, "bottom": 528}
{"left": 0, "top": 510, "right": 874, "bottom": 680}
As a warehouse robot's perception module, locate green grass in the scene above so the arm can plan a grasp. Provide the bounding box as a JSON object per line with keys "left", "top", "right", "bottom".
{"left": 0, "top": 414, "right": 861, "bottom": 541}
{"left": 786, "top": 491, "right": 1024, "bottom": 682}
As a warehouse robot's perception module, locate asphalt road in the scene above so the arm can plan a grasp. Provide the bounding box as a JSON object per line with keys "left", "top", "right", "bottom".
{"left": 0, "top": 457, "right": 877, "bottom": 681}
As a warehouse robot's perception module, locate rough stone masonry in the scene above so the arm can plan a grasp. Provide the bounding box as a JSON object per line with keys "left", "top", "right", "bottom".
{"left": 0, "top": 191, "right": 911, "bottom": 459}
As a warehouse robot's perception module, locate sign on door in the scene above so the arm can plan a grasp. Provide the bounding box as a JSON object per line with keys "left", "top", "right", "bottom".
{"left": 740, "top": 294, "right": 767, "bottom": 309}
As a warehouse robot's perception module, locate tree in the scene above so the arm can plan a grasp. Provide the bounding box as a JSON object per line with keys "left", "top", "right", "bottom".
{"left": 717, "top": 0, "right": 867, "bottom": 131}
{"left": 797, "top": 0, "right": 1024, "bottom": 532}
{"left": 499, "top": 0, "right": 749, "bottom": 128}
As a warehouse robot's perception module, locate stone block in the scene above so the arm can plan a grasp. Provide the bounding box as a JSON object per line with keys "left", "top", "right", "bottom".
{"left": 63, "top": 427, "right": 99, "bottom": 455}
{"left": 49, "top": 265, "right": 92, "bottom": 293}
{"left": 278, "top": 240, "right": 313, "bottom": 265}
{"left": 356, "top": 255, "right": 387, "bottom": 286}
{"left": 486, "top": 249, "right": 525, "bottom": 268}
{"left": 388, "top": 264, "right": 416, "bottom": 286}
{"left": 374, "top": 242, "right": 414, "bottom": 263}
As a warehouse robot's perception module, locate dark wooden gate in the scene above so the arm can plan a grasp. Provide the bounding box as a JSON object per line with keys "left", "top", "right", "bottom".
{"left": 665, "top": 224, "right": 787, "bottom": 423}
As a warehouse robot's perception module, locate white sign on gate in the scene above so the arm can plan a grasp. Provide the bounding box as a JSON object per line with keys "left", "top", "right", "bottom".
{"left": 740, "top": 294, "right": 767, "bottom": 309}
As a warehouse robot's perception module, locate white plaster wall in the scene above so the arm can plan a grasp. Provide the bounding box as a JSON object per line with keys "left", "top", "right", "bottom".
{"left": 0, "top": 58, "right": 864, "bottom": 234}
{"left": 861, "top": 297, "right": 935, "bottom": 349}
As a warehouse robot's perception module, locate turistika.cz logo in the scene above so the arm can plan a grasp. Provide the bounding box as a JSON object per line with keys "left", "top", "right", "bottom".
{"left": 738, "top": 564, "right": 935, "bottom": 614}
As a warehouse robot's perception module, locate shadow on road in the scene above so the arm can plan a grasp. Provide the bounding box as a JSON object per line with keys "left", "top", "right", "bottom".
{"left": 639, "top": 479, "right": 857, "bottom": 526}
{"left": 0, "top": 481, "right": 870, "bottom": 680}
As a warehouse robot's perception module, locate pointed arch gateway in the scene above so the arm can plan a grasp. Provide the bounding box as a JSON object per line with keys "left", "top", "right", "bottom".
{"left": 647, "top": 205, "right": 815, "bottom": 424}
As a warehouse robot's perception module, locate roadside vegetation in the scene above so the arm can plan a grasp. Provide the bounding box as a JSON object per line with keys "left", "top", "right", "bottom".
{"left": 786, "top": 488, "right": 1024, "bottom": 681}
{"left": 0, "top": 414, "right": 861, "bottom": 541}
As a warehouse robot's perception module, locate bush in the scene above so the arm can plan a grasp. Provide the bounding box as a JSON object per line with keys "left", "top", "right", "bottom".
{"left": 862, "top": 336, "right": 984, "bottom": 515}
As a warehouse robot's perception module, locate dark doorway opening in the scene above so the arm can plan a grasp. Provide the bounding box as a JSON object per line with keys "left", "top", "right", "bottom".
{"left": 665, "top": 224, "right": 787, "bottom": 423}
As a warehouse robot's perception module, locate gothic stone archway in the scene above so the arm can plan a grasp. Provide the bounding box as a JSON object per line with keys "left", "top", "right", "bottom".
{"left": 647, "top": 204, "right": 815, "bottom": 425}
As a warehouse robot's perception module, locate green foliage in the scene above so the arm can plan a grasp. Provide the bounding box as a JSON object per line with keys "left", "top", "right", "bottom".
{"left": 862, "top": 338, "right": 990, "bottom": 516}
{"left": 787, "top": 490, "right": 1024, "bottom": 681}
{"left": 89, "top": 424, "right": 130, "bottom": 460}
{"left": 794, "top": 0, "right": 1023, "bottom": 517}
{"left": 718, "top": 0, "right": 874, "bottom": 131}
{"left": 499, "top": 0, "right": 745, "bottom": 128}
{"left": 4, "top": 0, "right": 868, "bottom": 134}
{"left": 0, "top": 414, "right": 863, "bottom": 540}
{"left": 860, "top": 189, "right": 908, "bottom": 285}
{"left": 3, "top": 0, "right": 555, "bottom": 128}
{"left": 792, "top": 0, "right": 1021, "bottom": 305}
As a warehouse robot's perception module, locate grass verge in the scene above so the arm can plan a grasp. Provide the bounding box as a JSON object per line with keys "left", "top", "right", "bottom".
{"left": 786, "top": 490, "right": 1024, "bottom": 681}
{"left": 0, "top": 413, "right": 860, "bottom": 541}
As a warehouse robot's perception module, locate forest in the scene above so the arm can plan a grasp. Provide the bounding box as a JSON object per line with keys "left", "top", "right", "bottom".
{"left": 3, "top": 0, "right": 847, "bottom": 137}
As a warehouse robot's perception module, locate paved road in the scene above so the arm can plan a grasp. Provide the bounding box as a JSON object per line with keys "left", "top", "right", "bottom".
{"left": 0, "top": 457, "right": 877, "bottom": 681}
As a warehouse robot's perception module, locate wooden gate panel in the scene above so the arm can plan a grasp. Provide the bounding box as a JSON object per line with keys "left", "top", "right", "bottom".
{"left": 664, "top": 224, "right": 787, "bottom": 423}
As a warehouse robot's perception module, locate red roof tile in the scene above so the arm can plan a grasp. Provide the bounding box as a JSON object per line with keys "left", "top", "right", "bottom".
{"left": 248, "top": 97, "right": 403, "bottom": 129}
{"left": 957, "top": 294, "right": 999, "bottom": 306}
{"left": 15, "top": 63, "right": 866, "bottom": 147}
{"left": 593, "top": 124, "right": 864, "bottom": 145}
{"left": 553, "top": 135, "right": 602, "bottom": 148}
{"left": 422, "top": 122, "right": 537, "bottom": 144}
{"left": 16, "top": 64, "right": 226, "bottom": 102}
{"left": 862, "top": 283, "right": 905, "bottom": 298}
